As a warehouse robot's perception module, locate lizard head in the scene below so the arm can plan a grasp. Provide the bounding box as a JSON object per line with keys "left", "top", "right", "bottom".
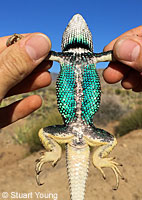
{"left": 61, "top": 14, "right": 93, "bottom": 52}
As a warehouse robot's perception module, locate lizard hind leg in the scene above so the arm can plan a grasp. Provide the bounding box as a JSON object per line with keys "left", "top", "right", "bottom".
{"left": 35, "top": 125, "right": 74, "bottom": 185}
{"left": 91, "top": 130, "right": 124, "bottom": 190}
{"left": 84, "top": 127, "right": 124, "bottom": 190}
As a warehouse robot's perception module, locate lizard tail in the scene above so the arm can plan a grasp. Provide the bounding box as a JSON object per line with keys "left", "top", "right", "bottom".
{"left": 66, "top": 143, "right": 90, "bottom": 200}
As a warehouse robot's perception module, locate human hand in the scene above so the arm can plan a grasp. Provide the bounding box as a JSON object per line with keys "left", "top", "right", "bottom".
{"left": 0, "top": 33, "right": 52, "bottom": 128}
{"left": 103, "top": 26, "right": 142, "bottom": 92}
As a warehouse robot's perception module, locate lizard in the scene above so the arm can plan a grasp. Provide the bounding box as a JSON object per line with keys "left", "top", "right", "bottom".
{"left": 6, "top": 14, "right": 124, "bottom": 200}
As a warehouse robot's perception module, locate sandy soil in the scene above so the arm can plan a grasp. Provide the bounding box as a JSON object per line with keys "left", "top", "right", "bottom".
{"left": 0, "top": 126, "right": 142, "bottom": 200}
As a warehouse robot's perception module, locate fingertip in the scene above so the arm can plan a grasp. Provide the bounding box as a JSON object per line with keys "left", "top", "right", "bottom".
{"left": 47, "top": 60, "right": 53, "bottom": 70}
{"left": 13, "top": 95, "right": 42, "bottom": 121}
{"left": 39, "top": 32, "right": 52, "bottom": 50}
{"left": 0, "top": 95, "right": 43, "bottom": 128}
{"left": 36, "top": 71, "right": 52, "bottom": 87}
{"left": 6, "top": 70, "right": 52, "bottom": 97}
{"left": 13, "top": 95, "right": 42, "bottom": 120}
{"left": 113, "top": 38, "right": 140, "bottom": 61}
{"left": 113, "top": 36, "right": 142, "bottom": 72}
{"left": 35, "top": 71, "right": 52, "bottom": 85}
{"left": 37, "top": 60, "right": 53, "bottom": 71}
{"left": 132, "top": 77, "right": 142, "bottom": 92}
{"left": 24, "top": 33, "right": 51, "bottom": 61}
{"left": 103, "top": 62, "right": 129, "bottom": 84}
{"left": 121, "top": 80, "right": 131, "bottom": 90}
{"left": 28, "top": 95, "right": 42, "bottom": 110}
{"left": 132, "top": 87, "right": 142, "bottom": 92}
{"left": 103, "top": 44, "right": 112, "bottom": 52}
{"left": 121, "top": 70, "right": 140, "bottom": 90}
{"left": 103, "top": 46, "right": 108, "bottom": 52}
{"left": 103, "top": 39, "right": 117, "bottom": 52}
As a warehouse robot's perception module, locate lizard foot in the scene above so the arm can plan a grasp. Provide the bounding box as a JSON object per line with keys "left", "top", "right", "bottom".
{"left": 93, "top": 155, "right": 124, "bottom": 190}
{"left": 35, "top": 150, "right": 61, "bottom": 185}
{"left": 6, "top": 33, "right": 23, "bottom": 47}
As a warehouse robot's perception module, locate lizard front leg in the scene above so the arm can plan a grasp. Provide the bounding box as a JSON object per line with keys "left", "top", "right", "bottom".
{"left": 35, "top": 125, "right": 74, "bottom": 185}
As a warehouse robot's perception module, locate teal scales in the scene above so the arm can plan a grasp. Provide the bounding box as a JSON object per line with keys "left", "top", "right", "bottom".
{"left": 81, "top": 63, "right": 100, "bottom": 125}
{"left": 56, "top": 62, "right": 76, "bottom": 124}
{"left": 56, "top": 55, "right": 101, "bottom": 126}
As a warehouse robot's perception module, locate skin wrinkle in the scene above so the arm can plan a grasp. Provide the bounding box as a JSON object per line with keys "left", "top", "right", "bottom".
{"left": 0, "top": 44, "right": 32, "bottom": 83}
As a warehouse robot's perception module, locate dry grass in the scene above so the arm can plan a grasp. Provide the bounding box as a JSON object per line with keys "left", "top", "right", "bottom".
{"left": 115, "top": 107, "right": 142, "bottom": 137}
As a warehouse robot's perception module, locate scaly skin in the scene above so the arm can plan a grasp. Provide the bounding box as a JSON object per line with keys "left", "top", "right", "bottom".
{"left": 66, "top": 143, "right": 90, "bottom": 200}
{"left": 7, "top": 14, "right": 123, "bottom": 200}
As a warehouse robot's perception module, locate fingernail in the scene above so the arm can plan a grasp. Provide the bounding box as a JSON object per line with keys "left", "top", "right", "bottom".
{"left": 25, "top": 34, "right": 51, "bottom": 61}
{"left": 116, "top": 39, "right": 140, "bottom": 62}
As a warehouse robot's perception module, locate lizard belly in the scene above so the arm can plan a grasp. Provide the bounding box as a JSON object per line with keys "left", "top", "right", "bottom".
{"left": 56, "top": 56, "right": 101, "bottom": 128}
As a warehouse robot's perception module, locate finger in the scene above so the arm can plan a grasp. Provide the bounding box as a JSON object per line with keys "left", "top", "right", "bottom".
{"left": 6, "top": 71, "right": 52, "bottom": 97}
{"left": 6, "top": 60, "right": 53, "bottom": 97}
{"left": 0, "top": 33, "right": 30, "bottom": 53}
{"left": 103, "top": 62, "right": 130, "bottom": 83}
{"left": 0, "top": 32, "right": 51, "bottom": 100}
{"left": 112, "top": 36, "right": 142, "bottom": 72}
{"left": 121, "top": 69, "right": 140, "bottom": 89}
{"left": 33, "top": 60, "right": 53, "bottom": 73}
{"left": 132, "top": 75, "right": 142, "bottom": 92}
{"left": 0, "top": 95, "right": 42, "bottom": 128}
{"left": 104, "top": 26, "right": 142, "bottom": 51}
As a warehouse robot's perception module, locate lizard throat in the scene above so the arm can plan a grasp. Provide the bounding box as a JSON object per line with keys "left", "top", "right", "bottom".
{"left": 62, "top": 38, "right": 92, "bottom": 52}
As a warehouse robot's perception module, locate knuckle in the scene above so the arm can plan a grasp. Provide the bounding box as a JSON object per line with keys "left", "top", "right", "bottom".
{"left": 1, "top": 47, "right": 30, "bottom": 81}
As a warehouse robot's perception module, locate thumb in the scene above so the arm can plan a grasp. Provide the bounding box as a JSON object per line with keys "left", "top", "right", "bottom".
{"left": 113, "top": 36, "right": 142, "bottom": 72}
{"left": 0, "top": 33, "right": 51, "bottom": 100}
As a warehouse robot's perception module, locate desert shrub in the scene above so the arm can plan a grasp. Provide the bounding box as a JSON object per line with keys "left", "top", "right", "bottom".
{"left": 93, "top": 96, "right": 125, "bottom": 126}
{"left": 114, "top": 107, "right": 142, "bottom": 137}
{"left": 137, "top": 100, "right": 142, "bottom": 105}
{"left": 14, "top": 111, "right": 63, "bottom": 153}
{"left": 115, "top": 88, "right": 121, "bottom": 95}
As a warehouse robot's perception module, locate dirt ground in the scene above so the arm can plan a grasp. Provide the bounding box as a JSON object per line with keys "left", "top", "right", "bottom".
{"left": 0, "top": 124, "right": 142, "bottom": 200}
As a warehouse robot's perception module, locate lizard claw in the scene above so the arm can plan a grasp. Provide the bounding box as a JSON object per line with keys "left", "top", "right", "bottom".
{"left": 35, "top": 159, "right": 44, "bottom": 185}
{"left": 93, "top": 155, "right": 124, "bottom": 190}
{"left": 111, "top": 164, "right": 123, "bottom": 190}
{"left": 35, "top": 150, "right": 61, "bottom": 186}
{"left": 35, "top": 171, "right": 44, "bottom": 186}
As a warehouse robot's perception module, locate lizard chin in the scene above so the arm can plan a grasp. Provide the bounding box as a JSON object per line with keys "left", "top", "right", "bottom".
{"left": 61, "top": 13, "right": 93, "bottom": 52}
